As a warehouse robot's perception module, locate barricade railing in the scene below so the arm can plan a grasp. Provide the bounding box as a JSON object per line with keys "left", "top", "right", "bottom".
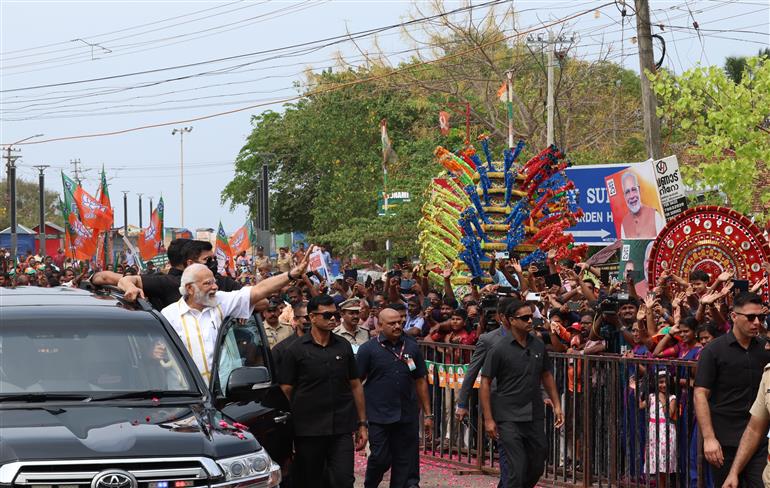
{"left": 417, "top": 341, "right": 707, "bottom": 488}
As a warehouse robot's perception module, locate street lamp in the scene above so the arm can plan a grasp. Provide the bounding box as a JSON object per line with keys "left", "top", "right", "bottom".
{"left": 3, "top": 133, "right": 44, "bottom": 263}
{"left": 171, "top": 126, "right": 193, "bottom": 227}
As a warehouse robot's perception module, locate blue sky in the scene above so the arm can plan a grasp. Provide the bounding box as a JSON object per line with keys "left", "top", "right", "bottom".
{"left": 1, "top": 0, "right": 767, "bottom": 233}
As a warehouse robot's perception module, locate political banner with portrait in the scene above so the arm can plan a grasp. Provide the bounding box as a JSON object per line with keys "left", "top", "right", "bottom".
{"left": 605, "top": 164, "right": 666, "bottom": 240}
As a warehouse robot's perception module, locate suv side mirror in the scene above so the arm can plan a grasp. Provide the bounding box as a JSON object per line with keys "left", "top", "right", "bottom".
{"left": 226, "top": 366, "right": 271, "bottom": 401}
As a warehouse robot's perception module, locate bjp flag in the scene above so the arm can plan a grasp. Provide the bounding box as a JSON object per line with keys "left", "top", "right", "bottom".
{"left": 229, "top": 221, "right": 255, "bottom": 256}
{"left": 67, "top": 213, "right": 98, "bottom": 260}
{"left": 215, "top": 222, "right": 235, "bottom": 274}
{"left": 138, "top": 198, "right": 164, "bottom": 260}
{"left": 62, "top": 173, "right": 112, "bottom": 231}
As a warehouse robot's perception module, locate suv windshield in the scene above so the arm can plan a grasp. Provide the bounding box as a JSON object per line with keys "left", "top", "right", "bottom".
{"left": 0, "top": 318, "right": 196, "bottom": 397}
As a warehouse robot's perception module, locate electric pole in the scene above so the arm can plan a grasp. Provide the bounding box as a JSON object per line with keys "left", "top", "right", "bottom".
{"left": 32, "top": 165, "right": 50, "bottom": 258}
{"left": 634, "top": 0, "right": 663, "bottom": 159}
{"left": 3, "top": 134, "right": 43, "bottom": 263}
{"left": 70, "top": 158, "right": 83, "bottom": 184}
{"left": 137, "top": 193, "right": 144, "bottom": 228}
{"left": 121, "top": 191, "right": 129, "bottom": 238}
{"left": 171, "top": 126, "right": 193, "bottom": 227}
{"left": 526, "top": 32, "right": 574, "bottom": 147}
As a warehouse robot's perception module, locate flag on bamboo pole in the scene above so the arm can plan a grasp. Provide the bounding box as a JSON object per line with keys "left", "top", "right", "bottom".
{"left": 96, "top": 165, "right": 114, "bottom": 227}
{"left": 137, "top": 197, "right": 164, "bottom": 260}
{"left": 496, "top": 80, "right": 508, "bottom": 102}
{"left": 215, "top": 222, "right": 235, "bottom": 275}
{"left": 229, "top": 221, "right": 255, "bottom": 257}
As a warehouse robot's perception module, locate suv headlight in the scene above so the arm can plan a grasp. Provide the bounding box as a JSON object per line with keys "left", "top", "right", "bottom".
{"left": 216, "top": 451, "right": 281, "bottom": 486}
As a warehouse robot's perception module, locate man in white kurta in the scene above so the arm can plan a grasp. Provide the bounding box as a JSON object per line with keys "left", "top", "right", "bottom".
{"left": 162, "top": 249, "right": 311, "bottom": 384}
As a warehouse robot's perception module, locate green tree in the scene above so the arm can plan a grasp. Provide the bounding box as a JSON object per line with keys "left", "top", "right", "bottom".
{"left": 0, "top": 178, "right": 63, "bottom": 230}
{"left": 652, "top": 55, "right": 770, "bottom": 216}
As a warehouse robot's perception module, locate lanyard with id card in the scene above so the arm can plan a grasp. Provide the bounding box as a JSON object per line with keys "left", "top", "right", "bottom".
{"left": 378, "top": 338, "right": 415, "bottom": 371}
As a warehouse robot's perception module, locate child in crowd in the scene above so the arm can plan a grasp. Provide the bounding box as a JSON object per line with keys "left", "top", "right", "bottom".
{"left": 641, "top": 371, "right": 678, "bottom": 487}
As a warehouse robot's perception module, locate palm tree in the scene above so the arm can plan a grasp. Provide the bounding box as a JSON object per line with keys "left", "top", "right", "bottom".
{"left": 724, "top": 49, "right": 770, "bottom": 84}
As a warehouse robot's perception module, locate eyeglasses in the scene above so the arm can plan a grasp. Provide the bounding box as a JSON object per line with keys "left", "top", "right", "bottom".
{"left": 311, "top": 311, "right": 341, "bottom": 321}
{"left": 735, "top": 312, "right": 768, "bottom": 323}
{"left": 511, "top": 314, "right": 533, "bottom": 322}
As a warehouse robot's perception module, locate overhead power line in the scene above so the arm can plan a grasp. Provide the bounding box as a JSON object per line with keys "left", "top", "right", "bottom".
{"left": 0, "top": 0, "right": 510, "bottom": 93}
{"left": 3, "top": 1, "right": 619, "bottom": 145}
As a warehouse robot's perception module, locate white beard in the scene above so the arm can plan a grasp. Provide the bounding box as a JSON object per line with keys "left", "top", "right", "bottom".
{"left": 192, "top": 285, "right": 217, "bottom": 308}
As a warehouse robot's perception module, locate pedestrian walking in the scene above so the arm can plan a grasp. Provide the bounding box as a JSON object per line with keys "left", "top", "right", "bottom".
{"left": 357, "top": 308, "right": 433, "bottom": 488}
{"left": 695, "top": 292, "right": 770, "bottom": 488}
{"left": 279, "top": 294, "right": 368, "bottom": 488}
{"left": 480, "top": 299, "right": 564, "bottom": 488}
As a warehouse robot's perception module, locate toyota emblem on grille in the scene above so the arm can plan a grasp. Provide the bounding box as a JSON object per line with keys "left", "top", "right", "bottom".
{"left": 91, "top": 470, "right": 137, "bottom": 488}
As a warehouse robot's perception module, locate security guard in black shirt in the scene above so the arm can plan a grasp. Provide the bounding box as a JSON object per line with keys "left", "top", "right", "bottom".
{"left": 357, "top": 308, "right": 432, "bottom": 488}
{"left": 481, "top": 299, "right": 564, "bottom": 488}
{"left": 279, "top": 294, "right": 368, "bottom": 488}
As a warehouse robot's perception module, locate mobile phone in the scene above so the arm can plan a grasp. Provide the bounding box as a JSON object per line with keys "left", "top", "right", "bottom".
{"left": 494, "top": 251, "right": 509, "bottom": 260}
{"left": 733, "top": 279, "right": 749, "bottom": 294}
{"left": 497, "top": 286, "right": 513, "bottom": 296}
{"left": 545, "top": 273, "right": 562, "bottom": 288}
{"left": 568, "top": 302, "right": 581, "bottom": 312}
{"left": 422, "top": 297, "right": 431, "bottom": 309}
{"left": 600, "top": 269, "right": 610, "bottom": 285}
{"left": 525, "top": 292, "right": 541, "bottom": 302}
{"left": 534, "top": 265, "right": 549, "bottom": 278}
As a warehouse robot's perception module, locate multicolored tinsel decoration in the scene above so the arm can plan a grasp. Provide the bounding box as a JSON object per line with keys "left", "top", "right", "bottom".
{"left": 419, "top": 140, "right": 586, "bottom": 287}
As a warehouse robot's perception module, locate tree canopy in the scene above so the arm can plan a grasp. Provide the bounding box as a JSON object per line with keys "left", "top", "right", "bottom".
{"left": 0, "top": 178, "right": 63, "bottom": 230}
{"left": 222, "top": 5, "right": 651, "bottom": 260}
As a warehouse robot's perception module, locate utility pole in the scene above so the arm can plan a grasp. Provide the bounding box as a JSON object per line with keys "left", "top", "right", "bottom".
{"left": 3, "top": 134, "right": 43, "bottom": 263}
{"left": 32, "top": 165, "right": 50, "bottom": 258}
{"left": 526, "top": 32, "right": 573, "bottom": 147}
{"left": 121, "top": 191, "right": 129, "bottom": 238}
{"left": 546, "top": 31, "right": 556, "bottom": 146}
{"left": 70, "top": 158, "right": 83, "bottom": 184}
{"left": 149, "top": 196, "right": 154, "bottom": 218}
{"left": 137, "top": 193, "right": 144, "bottom": 228}
{"left": 634, "top": 0, "right": 663, "bottom": 159}
{"left": 171, "top": 126, "right": 193, "bottom": 227}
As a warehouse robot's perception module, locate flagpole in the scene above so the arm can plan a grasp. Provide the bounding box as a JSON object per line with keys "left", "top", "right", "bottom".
{"left": 506, "top": 70, "right": 514, "bottom": 149}
{"left": 380, "top": 119, "right": 391, "bottom": 269}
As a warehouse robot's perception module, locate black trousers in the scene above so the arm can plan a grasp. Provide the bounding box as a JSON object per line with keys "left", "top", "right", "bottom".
{"left": 497, "top": 419, "right": 547, "bottom": 488}
{"left": 711, "top": 444, "right": 766, "bottom": 488}
{"left": 365, "top": 419, "right": 420, "bottom": 488}
{"left": 293, "top": 433, "right": 355, "bottom": 488}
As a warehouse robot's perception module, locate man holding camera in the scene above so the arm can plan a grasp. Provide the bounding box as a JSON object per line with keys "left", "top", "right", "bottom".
{"left": 589, "top": 294, "right": 639, "bottom": 354}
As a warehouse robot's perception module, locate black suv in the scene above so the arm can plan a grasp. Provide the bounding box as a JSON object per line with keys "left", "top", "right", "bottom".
{"left": 0, "top": 286, "right": 292, "bottom": 488}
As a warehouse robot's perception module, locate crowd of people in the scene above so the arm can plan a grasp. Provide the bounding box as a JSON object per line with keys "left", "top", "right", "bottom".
{"left": 2, "top": 239, "right": 770, "bottom": 488}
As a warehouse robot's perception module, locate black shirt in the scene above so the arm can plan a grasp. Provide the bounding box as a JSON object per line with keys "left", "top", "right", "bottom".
{"left": 279, "top": 332, "right": 358, "bottom": 436}
{"left": 357, "top": 334, "right": 426, "bottom": 424}
{"left": 695, "top": 331, "right": 770, "bottom": 446}
{"left": 482, "top": 333, "right": 551, "bottom": 422}
{"left": 272, "top": 333, "right": 301, "bottom": 374}
{"left": 141, "top": 268, "right": 241, "bottom": 310}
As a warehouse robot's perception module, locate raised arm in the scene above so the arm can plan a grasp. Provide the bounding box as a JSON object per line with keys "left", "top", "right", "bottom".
{"left": 250, "top": 246, "right": 312, "bottom": 305}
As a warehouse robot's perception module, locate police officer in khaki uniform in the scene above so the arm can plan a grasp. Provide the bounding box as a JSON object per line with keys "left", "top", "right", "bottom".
{"left": 723, "top": 360, "right": 770, "bottom": 488}
{"left": 333, "top": 298, "right": 370, "bottom": 353}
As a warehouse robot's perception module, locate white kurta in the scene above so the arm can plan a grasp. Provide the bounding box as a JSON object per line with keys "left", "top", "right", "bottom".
{"left": 161, "top": 288, "right": 253, "bottom": 383}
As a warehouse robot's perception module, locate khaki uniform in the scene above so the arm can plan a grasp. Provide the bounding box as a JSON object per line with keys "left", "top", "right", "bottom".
{"left": 748, "top": 363, "right": 770, "bottom": 486}
{"left": 333, "top": 324, "right": 370, "bottom": 350}
{"left": 264, "top": 322, "right": 293, "bottom": 348}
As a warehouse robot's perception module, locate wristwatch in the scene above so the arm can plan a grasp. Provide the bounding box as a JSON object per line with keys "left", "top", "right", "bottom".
{"left": 424, "top": 414, "right": 435, "bottom": 419}
{"left": 357, "top": 420, "right": 369, "bottom": 428}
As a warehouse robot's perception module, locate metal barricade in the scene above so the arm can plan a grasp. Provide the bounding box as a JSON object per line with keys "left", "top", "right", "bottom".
{"left": 418, "top": 341, "right": 706, "bottom": 487}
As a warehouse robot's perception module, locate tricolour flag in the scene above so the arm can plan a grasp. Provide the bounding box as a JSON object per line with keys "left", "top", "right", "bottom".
{"left": 497, "top": 81, "right": 508, "bottom": 102}
{"left": 138, "top": 197, "right": 164, "bottom": 260}
{"left": 380, "top": 119, "right": 398, "bottom": 167}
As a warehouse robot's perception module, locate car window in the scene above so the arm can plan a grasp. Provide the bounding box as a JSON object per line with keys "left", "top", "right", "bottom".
{"left": 0, "top": 319, "right": 194, "bottom": 394}
{"left": 216, "top": 317, "right": 270, "bottom": 391}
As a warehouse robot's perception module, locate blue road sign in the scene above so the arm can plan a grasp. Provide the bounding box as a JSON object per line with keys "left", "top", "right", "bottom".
{"left": 564, "top": 164, "right": 630, "bottom": 246}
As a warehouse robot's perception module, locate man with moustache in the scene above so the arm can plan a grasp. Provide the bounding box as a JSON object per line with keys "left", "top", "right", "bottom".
{"left": 619, "top": 171, "right": 665, "bottom": 239}
{"left": 160, "top": 248, "right": 311, "bottom": 385}
{"left": 357, "top": 308, "right": 432, "bottom": 488}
